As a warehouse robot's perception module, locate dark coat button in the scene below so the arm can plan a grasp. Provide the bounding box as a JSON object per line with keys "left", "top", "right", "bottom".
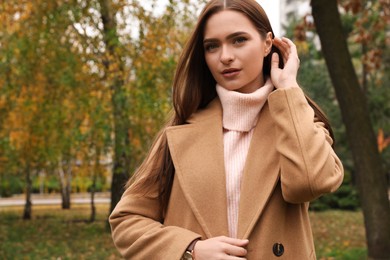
{"left": 273, "top": 243, "right": 284, "bottom": 257}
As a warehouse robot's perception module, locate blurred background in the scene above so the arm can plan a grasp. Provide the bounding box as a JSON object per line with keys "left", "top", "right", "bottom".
{"left": 0, "top": 0, "right": 389, "bottom": 259}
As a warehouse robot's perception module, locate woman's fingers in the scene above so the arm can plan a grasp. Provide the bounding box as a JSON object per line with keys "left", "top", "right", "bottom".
{"left": 281, "top": 37, "right": 296, "bottom": 54}
{"left": 224, "top": 244, "right": 248, "bottom": 256}
{"left": 218, "top": 236, "right": 248, "bottom": 256}
{"left": 281, "top": 37, "right": 300, "bottom": 65}
{"left": 271, "top": 52, "right": 280, "bottom": 70}
{"left": 273, "top": 37, "right": 300, "bottom": 66}
{"left": 272, "top": 37, "right": 289, "bottom": 63}
{"left": 193, "top": 236, "right": 248, "bottom": 260}
{"left": 272, "top": 37, "right": 300, "bottom": 67}
{"left": 270, "top": 37, "right": 300, "bottom": 89}
{"left": 219, "top": 236, "right": 249, "bottom": 247}
{"left": 273, "top": 37, "right": 288, "bottom": 53}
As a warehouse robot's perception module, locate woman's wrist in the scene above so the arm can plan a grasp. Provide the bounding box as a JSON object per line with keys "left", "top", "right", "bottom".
{"left": 182, "top": 238, "right": 200, "bottom": 260}
{"left": 276, "top": 81, "right": 299, "bottom": 89}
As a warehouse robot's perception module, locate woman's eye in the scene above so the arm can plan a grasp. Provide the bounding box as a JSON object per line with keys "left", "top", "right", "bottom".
{"left": 205, "top": 44, "right": 218, "bottom": 52}
{"left": 234, "top": 37, "right": 247, "bottom": 44}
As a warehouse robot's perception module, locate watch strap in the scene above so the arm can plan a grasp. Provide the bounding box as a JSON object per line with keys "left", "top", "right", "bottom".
{"left": 181, "top": 239, "right": 199, "bottom": 260}
{"left": 187, "top": 239, "right": 199, "bottom": 252}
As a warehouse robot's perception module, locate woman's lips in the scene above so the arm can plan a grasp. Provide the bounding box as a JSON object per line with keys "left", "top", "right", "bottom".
{"left": 222, "top": 68, "right": 241, "bottom": 78}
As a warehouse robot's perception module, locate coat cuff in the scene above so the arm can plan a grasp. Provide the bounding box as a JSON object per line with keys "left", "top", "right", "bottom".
{"left": 268, "top": 87, "right": 307, "bottom": 112}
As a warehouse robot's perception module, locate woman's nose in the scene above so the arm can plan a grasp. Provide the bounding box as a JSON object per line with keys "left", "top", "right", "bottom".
{"left": 220, "top": 45, "right": 234, "bottom": 64}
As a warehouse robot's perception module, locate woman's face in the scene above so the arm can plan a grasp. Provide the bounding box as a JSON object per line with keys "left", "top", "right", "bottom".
{"left": 203, "top": 10, "right": 272, "bottom": 93}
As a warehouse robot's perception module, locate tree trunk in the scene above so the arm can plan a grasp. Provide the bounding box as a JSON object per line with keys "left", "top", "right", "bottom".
{"left": 90, "top": 184, "right": 96, "bottom": 223}
{"left": 110, "top": 99, "right": 131, "bottom": 214}
{"left": 90, "top": 147, "right": 101, "bottom": 223}
{"left": 58, "top": 160, "right": 72, "bottom": 209}
{"left": 311, "top": 0, "right": 390, "bottom": 258}
{"left": 23, "top": 164, "right": 32, "bottom": 220}
{"left": 99, "top": 0, "right": 131, "bottom": 215}
{"left": 65, "top": 163, "right": 72, "bottom": 207}
{"left": 39, "top": 171, "right": 45, "bottom": 194}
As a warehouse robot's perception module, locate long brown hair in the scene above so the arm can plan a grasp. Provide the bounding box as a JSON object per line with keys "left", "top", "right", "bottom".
{"left": 127, "top": 0, "right": 334, "bottom": 217}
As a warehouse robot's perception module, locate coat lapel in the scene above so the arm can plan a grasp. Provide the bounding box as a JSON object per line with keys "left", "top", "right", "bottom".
{"left": 166, "top": 99, "right": 229, "bottom": 238}
{"left": 237, "top": 103, "right": 280, "bottom": 239}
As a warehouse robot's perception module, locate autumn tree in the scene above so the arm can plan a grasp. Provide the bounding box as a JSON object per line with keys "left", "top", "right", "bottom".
{"left": 0, "top": 0, "right": 204, "bottom": 219}
{"left": 95, "top": 0, "right": 131, "bottom": 214}
{"left": 0, "top": 1, "right": 109, "bottom": 216}
{"left": 311, "top": 0, "right": 390, "bottom": 258}
{"left": 0, "top": 1, "right": 52, "bottom": 218}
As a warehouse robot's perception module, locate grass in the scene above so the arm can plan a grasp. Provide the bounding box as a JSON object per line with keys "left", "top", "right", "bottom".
{"left": 310, "top": 210, "right": 367, "bottom": 259}
{"left": 0, "top": 205, "right": 366, "bottom": 259}
{"left": 0, "top": 204, "right": 122, "bottom": 260}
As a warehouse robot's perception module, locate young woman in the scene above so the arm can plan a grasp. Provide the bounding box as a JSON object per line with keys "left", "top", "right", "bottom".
{"left": 109, "top": 0, "right": 344, "bottom": 259}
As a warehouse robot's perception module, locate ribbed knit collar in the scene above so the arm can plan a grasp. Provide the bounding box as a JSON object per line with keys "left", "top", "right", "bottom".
{"left": 216, "top": 80, "right": 274, "bottom": 132}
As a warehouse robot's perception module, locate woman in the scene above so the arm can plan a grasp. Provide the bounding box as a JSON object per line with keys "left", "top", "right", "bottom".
{"left": 109, "top": 0, "right": 344, "bottom": 259}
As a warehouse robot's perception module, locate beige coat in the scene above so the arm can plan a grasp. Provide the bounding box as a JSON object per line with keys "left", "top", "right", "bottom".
{"left": 109, "top": 87, "right": 344, "bottom": 259}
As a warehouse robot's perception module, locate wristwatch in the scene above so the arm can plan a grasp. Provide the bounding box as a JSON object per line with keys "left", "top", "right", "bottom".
{"left": 182, "top": 250, "right": 194, "bottom": 260}
{"left": 181, "top": 239, "right": 199, "bottom": 260}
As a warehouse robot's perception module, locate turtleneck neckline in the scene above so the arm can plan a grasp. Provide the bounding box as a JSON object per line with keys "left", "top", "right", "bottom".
{"left": 216, "top": 81, "right": 274, "bottom": 132}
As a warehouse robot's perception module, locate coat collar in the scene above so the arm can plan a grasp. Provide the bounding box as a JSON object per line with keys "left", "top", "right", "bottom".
{"left": 166, "top": 98, "right": 280, "bottom": 239}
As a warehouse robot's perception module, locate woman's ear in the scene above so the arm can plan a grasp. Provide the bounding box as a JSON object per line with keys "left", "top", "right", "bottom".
{"left": 264, "top": 32, "right": 273, "bottom": 56}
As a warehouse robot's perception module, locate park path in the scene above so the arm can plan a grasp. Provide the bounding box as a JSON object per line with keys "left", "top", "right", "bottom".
{"left": 0, "top": 192, "right": 110, "bottom": 207}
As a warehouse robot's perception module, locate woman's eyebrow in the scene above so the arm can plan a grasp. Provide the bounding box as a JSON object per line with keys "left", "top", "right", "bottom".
{"left": 203, "top": 31, "right": 248, "bottom": 44}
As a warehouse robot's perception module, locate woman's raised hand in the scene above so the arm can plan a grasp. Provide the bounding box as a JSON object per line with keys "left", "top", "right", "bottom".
{"left": 270, "top": 37, "right": 300, "bottom": 89}
{"left": 193, "top": 236, "right": 249, "bottom": 260}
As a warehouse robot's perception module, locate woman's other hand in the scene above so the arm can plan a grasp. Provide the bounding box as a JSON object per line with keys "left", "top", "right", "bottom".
{"left": 193, "top": 236, "right": 249, "bottom": 260}
{"left": 270, "top": 37, "right": 300, "bottom": 89}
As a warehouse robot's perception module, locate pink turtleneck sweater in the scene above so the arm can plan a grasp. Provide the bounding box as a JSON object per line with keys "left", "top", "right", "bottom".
{"left": 216, "top": 82, "right": 273, "bottom": 238}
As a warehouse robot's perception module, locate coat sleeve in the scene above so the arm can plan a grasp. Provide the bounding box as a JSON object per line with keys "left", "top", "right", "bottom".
{"left": 109, "top": 137, "right": 201, "bottom": 259}
{"left": 267, "top": 87, "right": 344, "bottom": 203}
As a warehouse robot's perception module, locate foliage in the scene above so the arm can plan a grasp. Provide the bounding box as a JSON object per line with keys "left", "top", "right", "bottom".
{"left": 0, "top": 1, "right": 110, "bottom": 206}
{"left": 0, "top": 176, "right": 23, "bottom": 197}
{"left": 339, "top": 0, "right": 390, "bottom": 173}
{"left": 340, "top": 0, "right": 389, "bottom": 84}
{"left": 0, "top": 1, "right": 204, "bottom": 212}
{"left": 118, "top": 0, "right": 204, "bottom": 167}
